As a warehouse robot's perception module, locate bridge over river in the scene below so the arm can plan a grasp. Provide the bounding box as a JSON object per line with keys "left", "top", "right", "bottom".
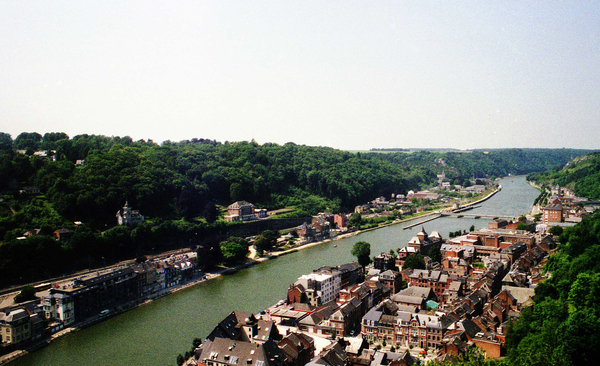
{"left": 403, "top": 203, "right": 518, "bottom": 230}
{"left": 439, "top": 212, "right": 516, "bottom": 220}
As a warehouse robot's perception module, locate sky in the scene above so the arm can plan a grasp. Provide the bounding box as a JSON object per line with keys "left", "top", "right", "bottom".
{"left": 1, "top": 1, "right": 599, "bottom": 151}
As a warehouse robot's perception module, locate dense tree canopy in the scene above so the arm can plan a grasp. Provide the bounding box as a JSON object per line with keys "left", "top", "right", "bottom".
{"left": 220, "top": 237, "right": 249, "bottom": 265}
{"left": 351, "top": 241, "right": 371, "bottom": 269}
{"left": 528, "top": 152, "right": 600, "bottom": 200}
{"left": 14, "top": 285, "right": 36, "bottom": 303}
{"left": 403, "top": 254, "right": 426, "bottom": 270}
{"left": 0, "top": 133, "right": 434, "bottom": 287}
{"left": 375, "top": 148, "right": 592, "bottom": 183}
{"left": 506, "top": 212, "right": 600, "bottom": 365}
{"left": 0, "top": 132, "right": 592, "bottom": 290}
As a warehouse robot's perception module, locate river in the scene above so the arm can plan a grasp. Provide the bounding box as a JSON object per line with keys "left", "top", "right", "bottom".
{"left": 10, "top": 176, "right": 539, "bottom": 366}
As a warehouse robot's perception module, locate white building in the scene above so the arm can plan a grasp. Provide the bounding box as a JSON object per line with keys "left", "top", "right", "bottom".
{"left": 116, "top": 201, "right": 145, "bottom": 226}
{"left": 41, "top": 291, "right": 75, "bottom": 326}
{"left": 295, "top": 269, "right": 341, "bottom": 306}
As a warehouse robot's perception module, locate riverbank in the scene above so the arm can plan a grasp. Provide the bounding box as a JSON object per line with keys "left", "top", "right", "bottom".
{"left": 2, "top": 187, "right": 503, "bottom": 366}
{"left": 265, "top": 185, "right": 502, "bottom": 256}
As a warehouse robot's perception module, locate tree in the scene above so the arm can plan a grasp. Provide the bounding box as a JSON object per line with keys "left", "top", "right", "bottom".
{"left": 516, "top": 222, "right": 529, "bottom": 231}
{"left": 428, "top": 246, "right": 442, "bottom": 263}
{"left": 0, "top": 132, "right": 12, "bottom": 151}
{"left": 220, "top": 237, "right": 249, "bottom": 265}
{"left": 469, "top": 224, "right": 475, "bottom": 232}
{"left": 254, "top": 235, "right": 273, "bottom": 255}
{"left": 351, "top": 241, "right": 371, "bottom": 269}
{"left": 262, "top": 230, "right": 280, "bottom": 244}
{"left": 403, "top": 254, "right": 426, "bottom": 270}
{"left": 14, "top": 285, "right": 36, "bottom": 303}
{"left": 14, "top": 132, "right": 42, "bottom": 150}
{"left": 549, "top": 225, "right": 563, "bottom": 236}
{"left": 196, "top": 238, "right": 222, "bottom": 271}
{"left": 349, "top": 213, "right": 362, "bottom": 228}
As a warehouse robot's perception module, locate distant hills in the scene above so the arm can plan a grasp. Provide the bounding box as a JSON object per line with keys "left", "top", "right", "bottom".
{"left": 527, "top": 152, "right": 600, "bottom": 200}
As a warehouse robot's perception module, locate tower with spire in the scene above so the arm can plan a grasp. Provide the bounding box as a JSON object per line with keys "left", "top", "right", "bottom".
{"left": 116, "top": 201, "right": 145, "bottom": 226}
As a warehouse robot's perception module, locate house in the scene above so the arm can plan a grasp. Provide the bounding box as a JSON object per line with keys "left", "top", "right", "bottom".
{"left": 20, "top": 186, "right": 41, "bottom": 195}
{"left": 407, "top": 269, "right": 452, "bottom": 299}
{"left": 370, "top": 351, "right": 416, "bottom": 366}
{"left": 116, "top": 201, "right": 145, "bottom": 226}
{"left": 195, "top": 337, "right": 286, "bottom": 366}
{"left": 255, "top": 208, "right": 268, "bottom": 219}
{"left": 32, "top": 150, "right": 57, "bottom": 161}
{"left": 334, "top": 214, "right": 348, "bottom": 229}
{"left": 224, "top": 201, "right": 256, "bottom": 222}
{"left": 312, "top": 217, "right": 331, "bottom": 240}
{"left": 53, "top": 228, "right": 71, "bottom": 241}
{"left": 361, "top": 299, "right": 454, "bottom": 349}
{"left": 468, "top": 228, "right": 535, "bottom": 251}
{"left": 50, "top": 267, "right": 138, "bottom": 323}
{"left": 278, "top": 332, "right": 315, "bottom": 366}
{"left": 373, "top": 253, "right": 396, "bottom": 271}
{"left": 407, "top": 228, "right": 443, "bottom": 256}
{"left": 543, "top": 204, "right": 563, "bottom": 223}
{"left": 396, "top": 246, "right": 418, "bottom": 261}
{"left": 337, "top": 263, "right": 363, "bottom": 289}
{"left": 344, "top": 337, "right": 372, "bottom": 366}
{"left": 296, "top": 222, "right": 315, "bottom": 241}
{"left": 488, "top": 219, "right": 508, "bottom": 230}
{"left": 298, "top": 301, "right": 338, "bottom": 335}
{"left": 305, "top": 340, "right": 349, "bottom": 366}
{"left": 0, "top": 309, "right": 31, "bottom": 346}
{"left": 41, "top": 291, "right": 75, "bottom": 326}
{"left": 327, "top": 298, "right": 362, "bottom": 336}
{"left": 412, "top": 191, "right": 442, "bottom": 201}
{"left": 294, "top": 268, "right": 342, "bottom": 306}
{"left": 378, "top": 270, "right": 403, "bottom": 294}
{"left": 390, "top": 287, "right": 432, "bottom": 310}
{"left": 206, "top": 311, "right": 281, "bottom": 344}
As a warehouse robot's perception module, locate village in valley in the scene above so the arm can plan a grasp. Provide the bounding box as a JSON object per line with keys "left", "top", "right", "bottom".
{"left": 1, "top": 175, "right": 599, "bottom": 366}
{"left": 182, "top": 218, "right": 552, "bottom": 366}
{"left": 181, "top": 184, "right": 600, "bottom": 365}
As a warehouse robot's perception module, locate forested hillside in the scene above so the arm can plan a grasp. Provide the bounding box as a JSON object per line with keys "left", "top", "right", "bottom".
{"left": 0, "top": 132, "right": 433, "bottom": 287}
{"left": 0, "top": 132, "right": 593, "bottom": 289}
{"left": 1, "top": 132, "right": 434, "bottom": 226}
{"left": 372, "top": 149, "right": 592, "bottom": 182}
{"left": 505, "top": 211, "right": 600, "bottom": 365}
{"left": 527, "top": 152, "right": 600, "bottom": 200}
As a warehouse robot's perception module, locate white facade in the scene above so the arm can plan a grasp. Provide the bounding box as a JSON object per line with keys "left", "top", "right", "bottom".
{"left": 41, "top": 292, "right": 75, "bottom": 326}
{"left": 296, "top": 271, "right": 341, "bottom": 305}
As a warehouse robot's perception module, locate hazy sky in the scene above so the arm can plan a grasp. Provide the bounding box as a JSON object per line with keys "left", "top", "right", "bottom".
{"left": 1, "top": 1, "right": 599, "bottom": 150}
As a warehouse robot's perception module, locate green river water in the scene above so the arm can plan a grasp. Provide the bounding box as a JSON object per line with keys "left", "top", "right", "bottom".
{"left": 10, "top": 176, "right": 539, "bottom": 366}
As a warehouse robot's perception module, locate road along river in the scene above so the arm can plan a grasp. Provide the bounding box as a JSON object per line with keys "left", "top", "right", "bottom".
{"left": 10, "top": 176, "right": 539, "bottom": 366}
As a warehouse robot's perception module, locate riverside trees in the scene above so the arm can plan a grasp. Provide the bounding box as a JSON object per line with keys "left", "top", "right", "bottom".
{"left": 351, "top": 241, "right": 371, "bottom": 270}
{"left": 505, "top": 212, "right": 600, "bottom": 365}
{"left": 0, "top": 133, "right": 430, "bottom": 288}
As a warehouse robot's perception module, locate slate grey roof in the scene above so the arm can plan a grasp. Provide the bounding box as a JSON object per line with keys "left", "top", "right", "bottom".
{"left": 228, "top": 201, "right": 254, "bottom": 209}
{"left": 363, "top": 306, "right": 382, "bottom": 324}
{"left": 394, "top": 286, "right": 432, "bottom": 298}
{"left": 392, "top": 295, "right": 424, "bottom": 305}
{"left": 197, "top": 338, "right": 284, "bottom": 366}
{"left": 206, "top": 311, "right": 255, "bottom": 341}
